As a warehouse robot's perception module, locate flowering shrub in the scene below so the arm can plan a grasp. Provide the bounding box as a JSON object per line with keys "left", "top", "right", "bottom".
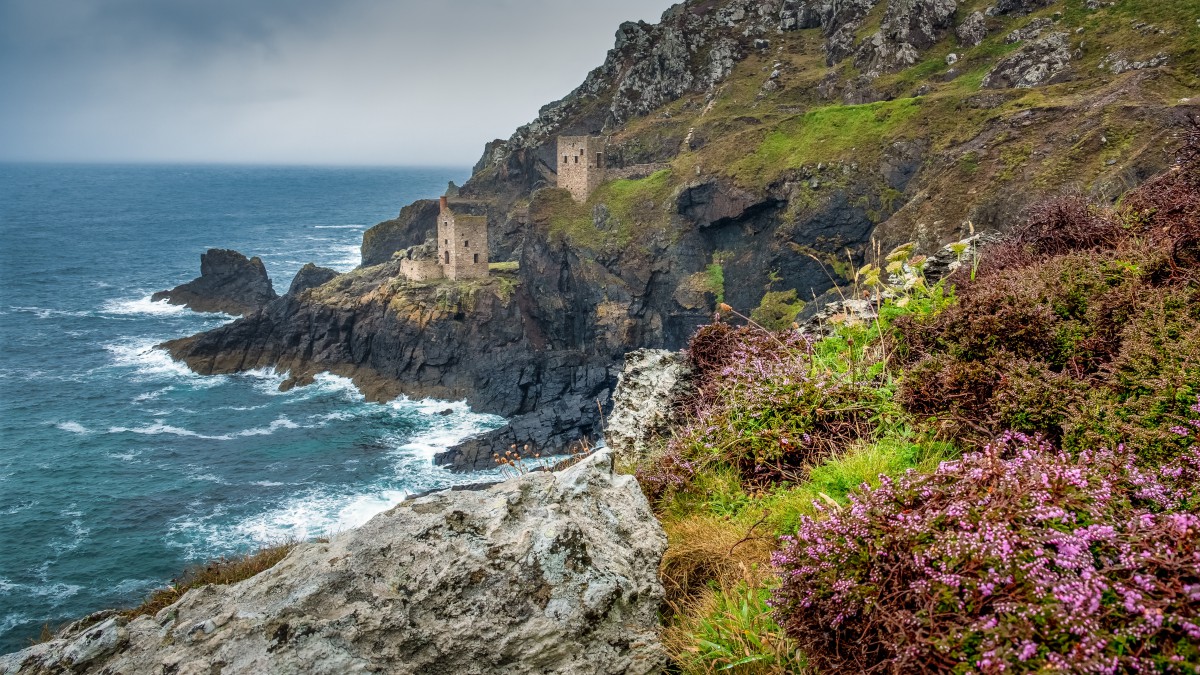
{"left": 647, "top": 322, "right": 881, "bottom": 494}
{"left": 771, "top": 432, "right": 1200, "bottom": 674}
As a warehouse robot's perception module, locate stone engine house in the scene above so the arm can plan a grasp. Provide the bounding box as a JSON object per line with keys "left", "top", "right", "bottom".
{"left": 399, "top": 196, "right": 489, "bottom": 281}
{"left": 557, "top": 136, "right": 606, "bottom": 202}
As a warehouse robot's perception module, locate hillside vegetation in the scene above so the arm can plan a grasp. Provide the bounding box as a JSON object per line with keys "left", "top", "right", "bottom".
{"left": 635, "top": 128, "right": 1200, "bottom": 673}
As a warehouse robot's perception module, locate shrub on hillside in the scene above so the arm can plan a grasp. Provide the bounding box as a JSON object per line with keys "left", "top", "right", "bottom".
{"left": 642, "top": 322, "right": 880, "bottom": 494}
{"left": 771, "top": 431, "right": 1200, "bottom": 674}
{"left": 895, "top": 155, "right": 1200, "bottom": 454}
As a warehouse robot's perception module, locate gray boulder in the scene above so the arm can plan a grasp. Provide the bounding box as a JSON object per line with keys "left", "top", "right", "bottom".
{"left": 982, "top": 32, "right": 1073, "bottom": 88}
{"left": 957, "top": 11, "right": 989, "bottom": 47}
{"left": 605, "top": 350, "right": 693, "bottom": 463}
{"left": 0, "top": 450, "right": 668, "bottom": 675}
{"left": 152, "top": 249, "right": 278, "bottom": 316}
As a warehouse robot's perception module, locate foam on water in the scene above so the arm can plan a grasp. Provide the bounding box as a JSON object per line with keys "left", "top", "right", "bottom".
{"left": 100, "top": 296, "right": 193, "bottom": 317}
{"left": 55, "top": 421, "right": 91, "bottom": 435}
{"left": 313, "top": 224, "right": 364, "bottom": 230}
{"left": 104, "top": 340, "right": 223, "bottom": 386}
{"left": 168, "top": 398, "right": 505, "bottom": 554}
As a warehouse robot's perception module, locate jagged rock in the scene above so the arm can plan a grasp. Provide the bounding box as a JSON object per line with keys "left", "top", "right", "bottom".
{"left": 856, "top": 0, "right": 959, "bottom": 76}
{"left": 982, "top": 32, "right": 1073, "bottom": 89}
{"left": 604, "top": 350, "right": 693, "bottom": 463}
{"left": 361, "top": 199, "right": 441, "bottom": 266}
{"left": 0, "top": 451, "right": 667, "bottom": 675}
{"left": 957, "top": 11, "right": 989, "bottom": 47}
{"left": 1005, "top": 17, "right": 1054, "bottom": 43}
{"left": 286, "top": 263, "right": 339, "bottom": 296}
{"left": 151, "top": 249, "right": 278, "bottom": 316}
{"left": 1099, "top": 51, "right": 1168, "bottom": 74}
{"left": 990, "top": 0, "right": 1058, "bottom": 16}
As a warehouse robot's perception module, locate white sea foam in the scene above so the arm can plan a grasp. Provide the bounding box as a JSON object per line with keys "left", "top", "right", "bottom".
{"left": 56, "top": 421, "right": 91, "bottom": 435}
{"left": 234, "top": 417, "right": 300, "bottom": 437}
{"left": 9, "top": 306, "right": 91, "bottom": 320}
{"left": 106, "top": 451, "right": 138, "bottom": 462}
{"left": 313, "top": 224, "right": 364, "bottom": 230}
{"left": 330, "top": 244, "right": 362, "bottom": 272}
{"left": 100, "top": 296, "right": 191, "bottom": 316}
{"left": 170, "top": 400, "right": 506, "bottom": 554}
{"left": 107, "top": 421, "right": 229, "bottom": 440}
{"left": 133, "top": 387, "right": 172, "bottom": 403}
{"left": 104, "top": 340, "right": 223, "bottom": 387}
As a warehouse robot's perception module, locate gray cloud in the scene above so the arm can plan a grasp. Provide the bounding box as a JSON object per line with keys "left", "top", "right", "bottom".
{"left": 0, "top": 0, "right": 674, "bottom": 165}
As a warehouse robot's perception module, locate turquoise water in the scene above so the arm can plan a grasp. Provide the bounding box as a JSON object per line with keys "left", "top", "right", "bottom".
{"left": 0, "top": 164, "right": 506, "bottom": 652}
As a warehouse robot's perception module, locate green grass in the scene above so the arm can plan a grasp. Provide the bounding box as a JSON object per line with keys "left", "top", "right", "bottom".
{"left": 488, "top": 261, "right": 519, "bottom": 272}
{"left": 730, "top": 98, "right": 924, "bottom": 184}
{"left": 534, "top": 169, "right": 678, "bottom": 253}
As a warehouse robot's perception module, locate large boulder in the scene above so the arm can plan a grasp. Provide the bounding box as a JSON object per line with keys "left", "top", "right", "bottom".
{"left": 152, "top": 249, "right": 278, "bottom": 316}
{"left": 0, "top": 450, "right": 668, "bottom": 675}
{"left": 604, "top": 349, "right": 693, "bottom": 463}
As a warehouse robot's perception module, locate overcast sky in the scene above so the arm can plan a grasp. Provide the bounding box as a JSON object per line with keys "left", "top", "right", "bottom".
{"left": 0, "top": 0, "right": 673, "bottom": 166}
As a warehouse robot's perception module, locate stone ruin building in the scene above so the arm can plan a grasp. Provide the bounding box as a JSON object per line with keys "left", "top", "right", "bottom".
{"left": 399, "top": 196, "right": 489, "bottom": 282}
{"left": 557, "top": 136, "right": 606, "bottom": 202}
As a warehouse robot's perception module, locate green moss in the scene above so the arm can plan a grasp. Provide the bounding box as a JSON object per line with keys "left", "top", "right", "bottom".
{"left": 751, "top": 289, "right": 807, "bottom": 331}
{"left": 705, "top": 262, "right": 726, "bottom": 305}
{"left": 488, "top": 261, "right": 519, "bottom": 272}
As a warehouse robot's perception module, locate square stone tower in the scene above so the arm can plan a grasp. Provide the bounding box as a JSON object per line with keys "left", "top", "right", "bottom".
{"left": 436, "top": 196, "right": 489, "bottom": 280}
{"left": 557, "top": 136, "right": 606, "bottom": 202}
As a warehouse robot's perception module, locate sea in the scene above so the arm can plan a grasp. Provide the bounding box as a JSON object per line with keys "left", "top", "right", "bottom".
{"left": 0, "top": 164, "right": 509, "bottom": 653}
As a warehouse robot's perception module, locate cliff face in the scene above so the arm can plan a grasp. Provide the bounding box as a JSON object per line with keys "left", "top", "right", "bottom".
{"left": 170, "top": 0, "right": 1198, "bottom": 464}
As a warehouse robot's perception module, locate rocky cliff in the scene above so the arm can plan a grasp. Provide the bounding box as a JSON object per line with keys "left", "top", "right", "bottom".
{"left": 165, "top": 0, "right": 1198, "bottom": 464}
{"left": 0, "top": 451, "right": 668, "bottom": 675}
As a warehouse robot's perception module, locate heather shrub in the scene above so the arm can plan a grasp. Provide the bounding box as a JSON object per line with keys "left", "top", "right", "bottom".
{"left": 660, "top": 324, "right": 883, "bottom": 490}
{"left": 771, "top": 432, "right": 1200, "bottom": 674}
{"left": 897, "top": 237, "right": 1198, "bottom": 453}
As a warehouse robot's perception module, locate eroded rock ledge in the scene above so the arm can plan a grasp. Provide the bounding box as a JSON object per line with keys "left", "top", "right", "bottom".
{"left": 0, "top": 450, "right": 668, "bottom": 675}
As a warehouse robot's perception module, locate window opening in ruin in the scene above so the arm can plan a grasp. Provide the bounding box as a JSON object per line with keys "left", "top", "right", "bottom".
{"left": 473, "top": 254, "right": 479, "bottom": 264}
{"left": 445, "top": 251, "right": 450, "bottom": 264}
{"left": 464, "top": 240, "right": 469, "bottom": 248}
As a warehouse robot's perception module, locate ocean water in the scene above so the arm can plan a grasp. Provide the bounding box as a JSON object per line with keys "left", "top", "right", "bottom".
{"left": 0, "top": 164, "right": 507, "bottom": 653}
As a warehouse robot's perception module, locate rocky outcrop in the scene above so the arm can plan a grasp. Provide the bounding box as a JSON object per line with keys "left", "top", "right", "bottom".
{"left": 982, "top": 32, "right": 1073, "bottom": 88}
{"left": 957, "top": 11, "right": 989, "bottom": 47}
{"left": 0, "top": 450, "right": 668, "bottom": 675}
{"left": 151, "top": 249, "right": 278, "bottom": 316}
{"left": 361, "top": 199, "right": 441, "bottom": 267}
{"left": 991, "top": 0, "right": 1057, "bottom": 15}
{"left": 604, "top": 350, "right": 693, "bottom": 463}
{"left": 286, "top": 263, "right": 339, "bottom": 296}
{"left": 856, "top": 0, "right": 959, "bottom": 76}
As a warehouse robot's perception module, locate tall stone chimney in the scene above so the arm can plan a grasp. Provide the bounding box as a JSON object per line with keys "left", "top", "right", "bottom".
{"left": 440, "top": 196, "right": 448, "bottom": 211}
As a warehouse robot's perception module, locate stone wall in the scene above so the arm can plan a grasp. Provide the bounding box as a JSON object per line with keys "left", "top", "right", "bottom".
{"left": 557, "top": 136, "right": 607, "bottom": 202}
{"left": 399, "top": 258, "right": 444, "bottom": 282}
{"left": 445, "top": 214, "right": 489, "bottom": 280}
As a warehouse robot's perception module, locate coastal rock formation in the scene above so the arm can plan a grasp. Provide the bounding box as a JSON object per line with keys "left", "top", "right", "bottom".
{"left": 604, "top": 350, "right": 693, "bottom": 463}
{"left": 286, "top": 263, "right": 339, "bottom": 296}
{"left": 151, "top": 249, "right": 278, "bottom": 316}
{"left": 0, "top": 450, "right": 668, "bottom": 675}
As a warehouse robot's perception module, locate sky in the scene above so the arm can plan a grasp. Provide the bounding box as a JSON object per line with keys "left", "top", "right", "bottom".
{"left": 0, "top": 0, "right": 674, "bottom": 166}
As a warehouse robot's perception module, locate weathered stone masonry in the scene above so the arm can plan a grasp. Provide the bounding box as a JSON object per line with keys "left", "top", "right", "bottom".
{"left": 436, "top": 196, "right": 489, "bottom": 280}
{"left": 557, "top": 136, "right": 607, "bottom": 202}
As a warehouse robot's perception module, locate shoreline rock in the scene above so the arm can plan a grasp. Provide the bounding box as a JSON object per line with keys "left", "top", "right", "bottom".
{"left": 151, "top": 249, "right": 278, "bottom": 316}
{"left": 0, "top": 450, "right": 668, "bottom": 675}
